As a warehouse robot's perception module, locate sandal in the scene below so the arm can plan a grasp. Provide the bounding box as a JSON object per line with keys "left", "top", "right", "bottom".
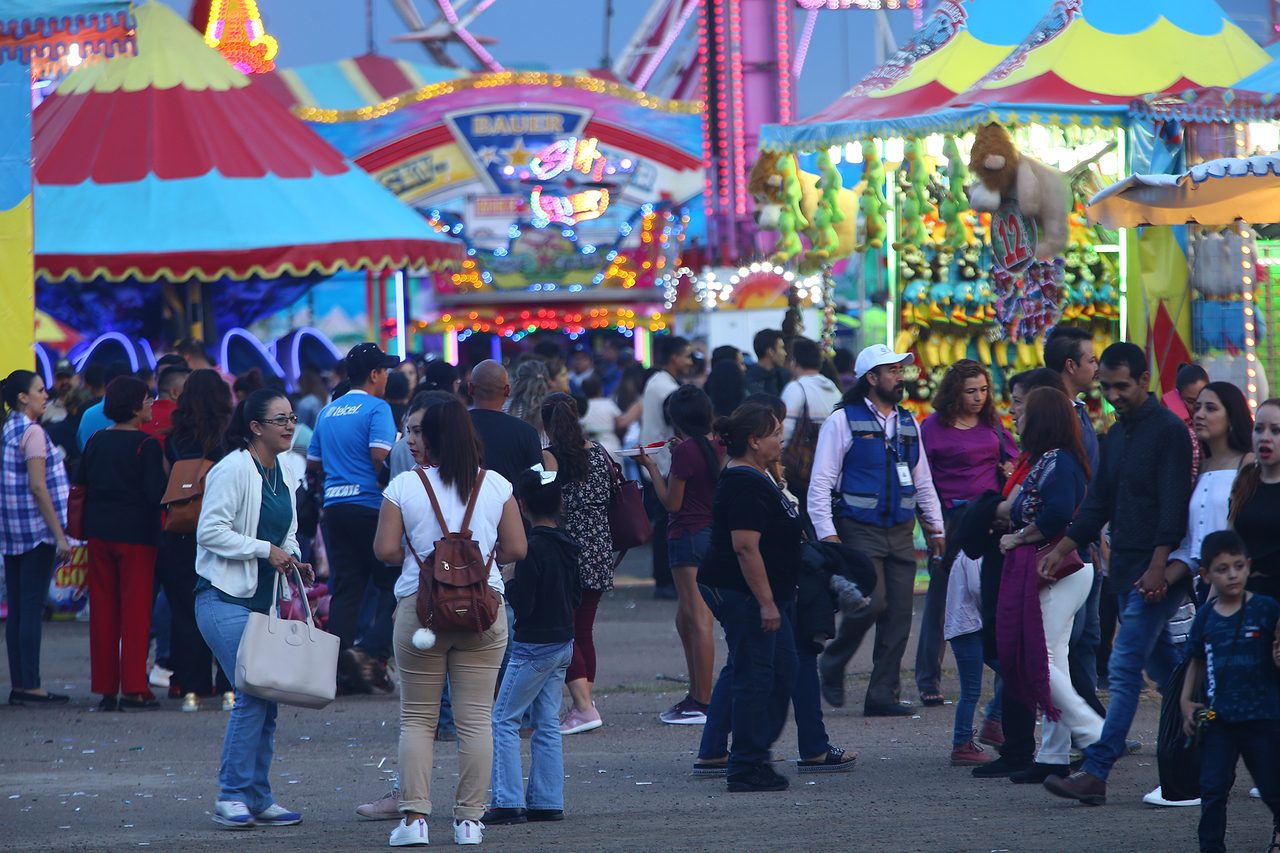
{"left": 920, "top": 692, "right": 945, "bottom": 707}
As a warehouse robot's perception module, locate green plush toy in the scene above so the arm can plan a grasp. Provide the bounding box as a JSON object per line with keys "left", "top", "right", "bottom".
{"left": 894, "top": 195, "right": 926, "bottom": 250}
{"left": 861, "top": 139, "right": 889, "bottom": 215}
{"left": 776, "top": 154, "right": 809, "bottom": 231}
{"left": 903, "top": 137, "right": 931, "bottom": 211}
{"left": 939, "top": 194, "right": 967, "bottom": 251}
{"left": 856, "top": 189, "right": 886, "bottom": 251}
{"left": 809, "top": 199, "right": 840, "bottom": 260}
{"left": 942, "top": 136, "right": 968, "bottom": 202}
{"left": 815, "top": 150, "right": 847, "bottom": 225}
{"left": 771, "top": 207, "right": 804, "bottom": 263}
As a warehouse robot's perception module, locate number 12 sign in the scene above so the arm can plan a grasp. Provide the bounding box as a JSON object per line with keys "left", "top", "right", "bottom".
{"left": 990, "top": 198, "right": 1037, "bottom": 273}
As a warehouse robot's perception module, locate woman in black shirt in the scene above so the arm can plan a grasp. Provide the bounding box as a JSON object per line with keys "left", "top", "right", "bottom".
{"left": 75, "top": 376, "right": 167, "bottom": 711}
{"left": 156, "top": 370, "right": 234, "bottom": 708}
{"left": 696, "top": 401, "right": 803, "bottom": 793}
{"left": 1230, "top": 398, "right": 1280, "bottom": 601}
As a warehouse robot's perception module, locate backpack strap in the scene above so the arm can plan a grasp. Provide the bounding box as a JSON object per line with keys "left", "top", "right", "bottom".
{"left": 458, "top": 469, "right": 486, "bottom": 537}
{"left": 414, "top": 468, "right": 452, "bottom": 535}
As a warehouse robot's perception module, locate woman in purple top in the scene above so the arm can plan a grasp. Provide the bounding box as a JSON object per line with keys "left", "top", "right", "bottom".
{"left": 639, "top": 386, "right": 724, "bottom": 725}
{"left": 914, "top": 360, "right": 1018, "bottom": 707}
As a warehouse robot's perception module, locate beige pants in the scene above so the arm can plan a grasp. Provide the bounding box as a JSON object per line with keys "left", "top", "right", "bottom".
{"left": 393, "top": 595, "right": 508, "bottom": 821}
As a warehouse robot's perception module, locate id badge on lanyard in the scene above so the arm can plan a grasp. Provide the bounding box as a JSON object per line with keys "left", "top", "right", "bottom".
{"left": 895, "top": 461, "right": 912, "bottom": 488}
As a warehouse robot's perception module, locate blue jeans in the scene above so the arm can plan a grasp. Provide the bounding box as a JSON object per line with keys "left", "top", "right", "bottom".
{"left": 1198, "top": 719, "right": 1280, "bottom": 853}
{"left": 697, "top": 586, "right": 797, "bottom": 774}
{"left": 151, "top": 588, "right": 171, "bottom": 669}
{"left": 490, "top": 642, "right": 574, "bottom": 810}
{"left": 4, "top": 544, "right": 57, "bottom": 690}
{"left": 949, "top": 631, "right": 987, "bottom": 745}
{"left": 701, "top": 602, "right": 831, "bottom": 761}
{"left": 195, "top": 589, "right": 278, "bottom": 811}
{"left": 1081, "top": 587, "right": 1186, "bottom": 781}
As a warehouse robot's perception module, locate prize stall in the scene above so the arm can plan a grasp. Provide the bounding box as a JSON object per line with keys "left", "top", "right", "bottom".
{"left": 757, "top": 0, "right": 1269, "bottom": 417}
{"left": 266, "top": 61, "right": 707, "bottom": 363}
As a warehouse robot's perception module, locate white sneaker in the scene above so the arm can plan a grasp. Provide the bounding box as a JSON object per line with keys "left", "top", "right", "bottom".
{"left": 1142, "top": 786, "right": 1201, "bottom": 807}
{"left": 212, "top": 800, "right": 255, "bottom": 829}
{"left": 389, "top": 817, "right": 429, "bottom": 847}
{"left": 148, "top": 664, "right": 172, "bottom": 689}
{"left": 1252, "top": 787, "right": 1262, "bottom": 798}
{"left": 454, "top": 819, "right": 484, "bottom": 845}
{"left": 253, "top": 803, "right": 302, "bottom": 825}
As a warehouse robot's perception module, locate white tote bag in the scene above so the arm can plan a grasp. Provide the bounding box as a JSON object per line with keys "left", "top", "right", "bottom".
{"left": 236, "top": 567, "right": 339, "bottom": 710}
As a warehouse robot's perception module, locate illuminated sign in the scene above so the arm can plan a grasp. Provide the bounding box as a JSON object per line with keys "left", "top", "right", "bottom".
{"left": 379, "top": 153, "right": 451, "bottom": 196}
{"left": 470, "top": 113, "right": 566, "bottom": 136}
{"left": 473, "top": 196, "right": 527, "bottom": 218}
{"left": 530, "top": 185, "right": 610, "bottom": 225}
{"left": 516, "top": 137, "right": 635, "bottom": 226}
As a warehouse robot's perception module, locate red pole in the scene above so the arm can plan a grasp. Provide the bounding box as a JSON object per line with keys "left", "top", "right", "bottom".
{"left": 365, "top": 269, "right": 375, "bottom": 342}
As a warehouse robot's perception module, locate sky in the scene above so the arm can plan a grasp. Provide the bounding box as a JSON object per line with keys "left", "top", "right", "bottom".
{"left": 162, "top": 0, "right": 1276, "bottom": 120}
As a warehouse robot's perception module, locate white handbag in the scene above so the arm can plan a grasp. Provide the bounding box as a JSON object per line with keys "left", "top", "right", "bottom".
{"left": 235, "top": 566, "right": 339, "bottom": 710}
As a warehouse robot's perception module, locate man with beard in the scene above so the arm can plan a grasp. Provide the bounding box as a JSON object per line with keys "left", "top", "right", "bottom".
{"left": 807, "top": 344, "right": 945, "bottom": 716}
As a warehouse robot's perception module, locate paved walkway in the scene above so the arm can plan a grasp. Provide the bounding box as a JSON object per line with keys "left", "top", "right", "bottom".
{"left": 0, "top": 585, "right": 1263, "bottom": 852}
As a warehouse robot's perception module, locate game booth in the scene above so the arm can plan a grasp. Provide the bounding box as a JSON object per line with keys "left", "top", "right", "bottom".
{"left": 754, "top": 0, "right": 1272, "bottom": 420}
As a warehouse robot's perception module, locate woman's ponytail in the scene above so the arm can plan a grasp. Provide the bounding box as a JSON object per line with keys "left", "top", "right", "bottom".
{"left": 223, "top": 398, "right": 252, "bottom": 453}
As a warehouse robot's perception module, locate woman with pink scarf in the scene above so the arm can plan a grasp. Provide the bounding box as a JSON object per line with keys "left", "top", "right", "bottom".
{"left": 996, "top": 387, "right": 1102, "bottom": 784}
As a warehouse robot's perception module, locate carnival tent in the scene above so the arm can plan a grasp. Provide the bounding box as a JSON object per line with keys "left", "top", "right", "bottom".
{"left": 0, "top": 0, "right": 133, "bottom": 373}
{"left": 761, "top": 0, "right": 1271, "bottom": 150}
{"left": 900, "top": 0, "right": 1271, "bottom": 136}
{"left": 1088, "top": 153, "right": 1280, "bottom": 229}
{"left": 31, "top": 1, "right": 459, "bottom": 336}
{"left": 763, "top": 0, "right": 1054, "bottom": 149}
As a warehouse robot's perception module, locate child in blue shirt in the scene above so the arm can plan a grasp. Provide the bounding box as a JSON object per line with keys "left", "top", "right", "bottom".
{"left": 484, "top": 467, "right": 581, "bottom": 826}
{"left": 1181, "top": 530, "right": 1280, "bottom": 853}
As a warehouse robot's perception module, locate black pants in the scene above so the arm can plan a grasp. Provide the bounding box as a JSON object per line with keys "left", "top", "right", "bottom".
{"left": 1198, "top": 719, "right": 1280, "bottom": 853}
{"left": 323, "top": 503, "right": 398, "bottom": 652}
{"left": 155, "top": 532, "right": 230, "bottom": 696}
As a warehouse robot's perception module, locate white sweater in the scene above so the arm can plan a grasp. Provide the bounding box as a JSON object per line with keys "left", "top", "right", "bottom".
{"left": 196, "top": 449, "right": 303, "bottom": 599}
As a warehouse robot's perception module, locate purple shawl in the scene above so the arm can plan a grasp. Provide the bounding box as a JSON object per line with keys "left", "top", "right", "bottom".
{"left": 995, "top": 543, "right": 1060, "bottom": 722}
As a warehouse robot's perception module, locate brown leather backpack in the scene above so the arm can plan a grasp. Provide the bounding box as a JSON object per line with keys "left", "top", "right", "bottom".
{"left": 407, "top": 468, "right": 499, "bottom": 635}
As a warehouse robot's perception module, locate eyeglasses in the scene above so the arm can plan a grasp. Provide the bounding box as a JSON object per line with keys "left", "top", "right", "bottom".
{"left": 260, "top": 414, "right": 299, "bottom": 427}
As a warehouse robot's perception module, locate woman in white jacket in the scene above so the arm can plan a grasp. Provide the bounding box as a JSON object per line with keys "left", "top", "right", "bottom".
{"left": 194, "top": 389, "right": 310, "bottom": 830}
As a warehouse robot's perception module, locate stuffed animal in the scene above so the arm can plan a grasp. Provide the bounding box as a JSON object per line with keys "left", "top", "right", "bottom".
{"left": 748, "top": 151, "right": 859, "bottom": 263}
{"left": 815, "top": 150, "right": 847, "bottom": 224}
{"left": 861, "top": 140, "right": 889, "bottom": 213}
{"left": 857, "top": 189, "right": 886, "bottom": 251}
{"left": 966, "top": 123, "right": 1070, "bottom": 259}
{"left": 903, "top": 137, "right": 931, "bottom": 211}
{"left": 943, "top": 136, "right": 968, "bottom": 201}
{"left": 770, "top": 207, "right": 804, "bottom": 264}
{"left": 776, "top": 154, "right": 809, "bottom": 230}
{"left": 807, "top": 200, "right": 841, "bottom": 261}
{"left": 894, "top": 195, "right": 927, "bottom": 251}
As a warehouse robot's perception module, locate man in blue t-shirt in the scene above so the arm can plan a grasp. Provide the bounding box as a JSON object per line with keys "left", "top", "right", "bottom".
{"left": 308, "top": 343, "right": 398, "bottom": 692}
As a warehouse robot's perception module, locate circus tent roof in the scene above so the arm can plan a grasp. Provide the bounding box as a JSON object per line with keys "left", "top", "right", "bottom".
{"left": 32, "top": 1, "right": 459, "bottom": 284}
{"left": 760, "top": 0, "right": 1053, "bottom": 150}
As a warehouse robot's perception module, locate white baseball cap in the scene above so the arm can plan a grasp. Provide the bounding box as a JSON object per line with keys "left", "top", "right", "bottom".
{"left": 855, "top": 344, "right": 914, "bottom": 379}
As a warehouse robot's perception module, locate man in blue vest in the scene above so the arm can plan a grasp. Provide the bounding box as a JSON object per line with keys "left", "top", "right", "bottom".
{"left": 807, "top": 344, "right": 945, "bottom": 716}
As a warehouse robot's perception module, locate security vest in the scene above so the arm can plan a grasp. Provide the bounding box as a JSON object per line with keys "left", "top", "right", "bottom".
{"left": 836, "top": 401, "right": 920, "bottom": 527}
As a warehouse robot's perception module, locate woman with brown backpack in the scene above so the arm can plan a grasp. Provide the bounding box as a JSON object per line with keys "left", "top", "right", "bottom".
{"left": 375, "top": 395, "right": 526, "bottom": 847}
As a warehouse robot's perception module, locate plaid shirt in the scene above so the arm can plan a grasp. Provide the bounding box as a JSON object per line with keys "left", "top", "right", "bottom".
{"left": 1, "top": 413, "right": 69, "bottom": 555}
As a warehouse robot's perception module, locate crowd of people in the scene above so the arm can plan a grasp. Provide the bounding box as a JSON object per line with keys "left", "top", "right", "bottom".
{"left": 4, "top": 325, "right": 1280, "bottom": 852}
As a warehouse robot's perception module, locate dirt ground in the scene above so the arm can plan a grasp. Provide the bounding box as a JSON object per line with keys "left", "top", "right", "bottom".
{"left": 1, "top": 581, "right": 1270, "bottom": 853}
